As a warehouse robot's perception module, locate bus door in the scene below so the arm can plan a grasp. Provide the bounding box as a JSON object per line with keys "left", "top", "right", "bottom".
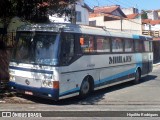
{"left": 59, "top": 33, "right": 76, "bottom": 94}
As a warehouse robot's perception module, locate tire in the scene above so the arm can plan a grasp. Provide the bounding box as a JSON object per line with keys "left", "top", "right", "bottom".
{"left": 133, "top": 69, "right": 141, "bottom": 84}
{"left": 79, "top": 77, "right": 91, "bottom": 98}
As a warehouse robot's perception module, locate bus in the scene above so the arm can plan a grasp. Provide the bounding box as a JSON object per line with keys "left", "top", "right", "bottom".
{"left": 9, "top": 23, "right": 153, "bottom": 100}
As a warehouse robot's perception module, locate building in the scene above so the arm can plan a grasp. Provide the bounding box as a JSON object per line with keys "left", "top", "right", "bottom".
{"left": 146, "top": 10, "right": 159, "bottom": 20}
{"left": 157, "top": 10, "right": 160, "bottom": 19}
{"left": 89, "top": 5, "right": 142, "bottom": 35}
{"left": 49, "top": 0, "right": 92, "bottom": 25}
{"left": 142, "top": 18, "right": 160, "bottom": 63}
{"left": 122, "top": 7, "right": 139, "bottom": 15}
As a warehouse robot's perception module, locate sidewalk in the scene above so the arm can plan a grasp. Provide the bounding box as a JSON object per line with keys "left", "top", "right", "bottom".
{"left": 153, "top": 61, "right": 160, "bottom": 67}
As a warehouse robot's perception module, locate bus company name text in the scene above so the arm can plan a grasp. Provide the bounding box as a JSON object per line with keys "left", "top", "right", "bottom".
{"left": 109, "top": 56, "right": 132, "bottom": 64}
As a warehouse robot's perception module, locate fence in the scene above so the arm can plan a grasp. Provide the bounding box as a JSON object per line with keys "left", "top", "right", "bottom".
{"left": 142, "top": 30, "right": 160, "bottom": 37}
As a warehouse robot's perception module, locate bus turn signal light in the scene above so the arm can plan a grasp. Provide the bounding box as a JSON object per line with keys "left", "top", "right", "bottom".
{"left": 53, "top": 81, "right": 59, "bottom": 89}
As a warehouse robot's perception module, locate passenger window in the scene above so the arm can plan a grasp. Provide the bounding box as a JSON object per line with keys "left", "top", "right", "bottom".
{"left": 96, "top": 36, "right": 110, "bottom": 52}
{"left": 112, "top": 38, "right": 123, "bottom": 52}
{"left": 135, "top": 40, "right": 144, "bottom": 52}
{"left": 80, "top": 35, "right": 95, "bottom": 53}
{"left": 149, "top": 41, "right": 153, "bottom": 52}
{"left": 144, "top": 41, "right": 150, "bottom": 52}
{"left": 125, "top": 39, "right": 134, "bottom": 52}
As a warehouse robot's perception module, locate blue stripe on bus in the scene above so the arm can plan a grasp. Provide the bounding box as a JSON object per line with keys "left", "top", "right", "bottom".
{"left": 135, "top": 53, "right": 142, "bottom": 62}
{"left": 59, "top": 87, "right": 80, "bottom": 97}
{"left": 132, "top": 35, "right": 140, "bottom": 39}
{"left": 94, "top": 68, "right": 136, "bottom": 85}
{"left": 9, "top": 66, "right": 53, "bottom": 74}
{"left": 135, "top": 54, "right": 143, "bottom": 68}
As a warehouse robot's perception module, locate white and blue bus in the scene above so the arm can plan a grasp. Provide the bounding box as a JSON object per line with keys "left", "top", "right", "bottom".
{"left": 9, "top": 23, "right": 153, "bottom": 100}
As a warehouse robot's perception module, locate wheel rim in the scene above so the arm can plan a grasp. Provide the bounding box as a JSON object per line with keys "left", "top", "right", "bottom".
{"left": 81, "top": 80, "right": 90, "bottom": 95}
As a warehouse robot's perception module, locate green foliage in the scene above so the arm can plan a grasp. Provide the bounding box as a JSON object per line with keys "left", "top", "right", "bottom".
{"left": 141, "top": 10, "right": 148, "bottom": 19}
{"left": 0, "top": 0, "right": 77, "bottom": 23}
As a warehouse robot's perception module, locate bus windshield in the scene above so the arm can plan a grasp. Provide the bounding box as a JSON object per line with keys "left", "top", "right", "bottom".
{"left": 12, "top": 32, "right": 59, "bottom": 66}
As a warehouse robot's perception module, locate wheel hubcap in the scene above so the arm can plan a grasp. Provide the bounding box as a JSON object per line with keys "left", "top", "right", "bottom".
{"left": 81, "top": 80, "right": 90, "bottom": 95}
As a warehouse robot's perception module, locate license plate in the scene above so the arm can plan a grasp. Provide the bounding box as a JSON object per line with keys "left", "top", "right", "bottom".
{"left": 25, "top": 91, "right": 33, "bottom": 95}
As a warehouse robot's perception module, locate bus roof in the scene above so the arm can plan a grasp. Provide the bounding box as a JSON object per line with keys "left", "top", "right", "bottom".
{"left": 17, "top": 23, "right": 152, "bottom": 41}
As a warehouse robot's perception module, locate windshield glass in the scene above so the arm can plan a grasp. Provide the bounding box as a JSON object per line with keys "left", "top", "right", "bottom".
{"left": 12, "top": 32, "right": 59, "bottom": 65}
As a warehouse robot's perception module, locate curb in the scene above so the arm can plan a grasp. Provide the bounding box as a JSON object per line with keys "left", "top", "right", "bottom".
{"left": 153, "top": 63, "right": 160, "bottom": 67}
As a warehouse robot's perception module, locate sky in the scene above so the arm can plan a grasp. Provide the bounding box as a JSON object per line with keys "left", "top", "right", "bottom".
{"left": 84, "top": 0, "right": 160, "bottom": 11}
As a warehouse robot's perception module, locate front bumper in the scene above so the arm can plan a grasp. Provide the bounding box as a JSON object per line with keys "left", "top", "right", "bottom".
{"left": 8, "top": 81, "right": 59, "bottom": 100}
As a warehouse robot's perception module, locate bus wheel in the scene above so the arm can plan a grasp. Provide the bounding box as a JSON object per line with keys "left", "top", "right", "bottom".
{"left": 133, "top": 69, "right": 141, "bottom": 84}
{"left": 79, "top": 77, "right": 91, "bottom": 98}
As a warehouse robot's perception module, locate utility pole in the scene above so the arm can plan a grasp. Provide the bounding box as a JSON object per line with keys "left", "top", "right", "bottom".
{"left": 121, "top": 17, "right": 123, "bottom": 31}
{"left": 71, "top": 3, "right": 76, "bottom": 24}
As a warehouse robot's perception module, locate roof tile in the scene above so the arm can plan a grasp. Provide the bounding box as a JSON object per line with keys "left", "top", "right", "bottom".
{"left": 94, "top": 5, "right": 120, "bottom": 14}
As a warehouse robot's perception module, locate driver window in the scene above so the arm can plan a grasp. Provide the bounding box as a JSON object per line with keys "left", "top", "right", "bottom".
{"left": 61, "top": 33, "right": 75, "bottom": 65}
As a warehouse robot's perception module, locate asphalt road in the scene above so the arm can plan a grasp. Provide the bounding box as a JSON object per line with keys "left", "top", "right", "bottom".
{"left": 1, "top": 65, "right": 160, "bottom": 119}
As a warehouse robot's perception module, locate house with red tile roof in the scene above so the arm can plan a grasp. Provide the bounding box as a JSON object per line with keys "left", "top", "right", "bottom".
{"left": 142, "top": 19, "right": 160, "bottom": 38}
{"left": 126, "top": 13, "right": 139, "bottom": 19}
{"left": 89, "top": 5, "right": 142, "bottom": 35}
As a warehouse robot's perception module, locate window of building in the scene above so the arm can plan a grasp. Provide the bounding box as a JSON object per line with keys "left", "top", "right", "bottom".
{"left": 76, "top": 11, "right": 82, "bottom": 22}
{"left": 96, "top": 36, "right": 110, "bottom": 52}
{"left": 112, "top": 38, "right": 123, "bottom": 52}
{"left": 125, "top": 39, "right": 134, "bottom": 52}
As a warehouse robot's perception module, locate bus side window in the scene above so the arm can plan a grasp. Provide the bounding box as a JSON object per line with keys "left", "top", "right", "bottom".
{"left": 96, "top": 36, "right": 110, "bottom": 52}
{"left": 125, "top": 39, "right": 134, "bottom": 52}
{"left": 61, "top": 33, "right": 75, "bottom": 65}
{"left": 135, "top": 40, "right": 144, "bottom": 52}
{"left": 112, "top": 37, "right": 123, "bottom": 52}
{"left": 149, "top": 41, "right": 153, "bottom": 52}
{"left": 144, "top": 41, "right": 150, "bottom": 52}
{"left": 80, "top": 35, "right": 95, "bottom": 53}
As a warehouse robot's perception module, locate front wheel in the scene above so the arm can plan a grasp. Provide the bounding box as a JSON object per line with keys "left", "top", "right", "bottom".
{"left": 79, "top": 78, "right": 91, "bottom": 98}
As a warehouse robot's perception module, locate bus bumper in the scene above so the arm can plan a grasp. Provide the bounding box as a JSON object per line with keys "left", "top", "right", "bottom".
{"left": 8, "top": 81, "right": 59, "bottom": 100}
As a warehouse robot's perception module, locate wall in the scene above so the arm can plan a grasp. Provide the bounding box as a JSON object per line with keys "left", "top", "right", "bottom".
{"left": 122, "top": 8, "right": 139, "bottom": 15}
{"left": 89, "top": 16, "right": 104, "bottom": 26}
{"left": 147, "top": 11, "right": 159, "bottom": 20}
{"left": 76, "top": 1, "right": 89, "bottom": 25}
{"left": 89, "top": 16, "right": 142, "bottom": 35}
{"left": 49, "top": 0, "right": 89, "bottom": 25}
{"left": 143, "top": 24, "right": 160, "bottom": 31}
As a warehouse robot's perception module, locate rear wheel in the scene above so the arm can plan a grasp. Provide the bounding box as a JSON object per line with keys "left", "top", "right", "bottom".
{"left": 133, "top": 69, "right": 141, "bottom": 84}
{"left": 79, "top": 77, "right": 91, "bottom": 98}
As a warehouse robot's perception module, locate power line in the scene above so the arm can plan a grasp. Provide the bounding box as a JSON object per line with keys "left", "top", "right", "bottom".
{"left": 113, "top": 0, "right": 132, "bottom": 8}
{"left": 126, "top": 0, "right": 137, "bottom": 6}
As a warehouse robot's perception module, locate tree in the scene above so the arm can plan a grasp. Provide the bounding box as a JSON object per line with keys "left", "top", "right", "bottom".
{"left": 0, "top": 0, "right": 78, "bottom": 24}
{"left": 141, "top": 10, "right": 148, "bottom": 19}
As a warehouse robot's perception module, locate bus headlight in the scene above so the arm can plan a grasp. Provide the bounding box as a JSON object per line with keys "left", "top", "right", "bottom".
{"left": 42, "top": 80, "right": 53, "bottom": 88}
{"left": 48, "top": 81, "right": 53, "bottom": 88}
{"left": 10, "top": 75, "right": 15, "bottom": 81}
{"left": 42, "top": 80, "right": 48, "bottom": 87}
{"left": 9, "top": 70, "right": 15, "bottom": 74}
